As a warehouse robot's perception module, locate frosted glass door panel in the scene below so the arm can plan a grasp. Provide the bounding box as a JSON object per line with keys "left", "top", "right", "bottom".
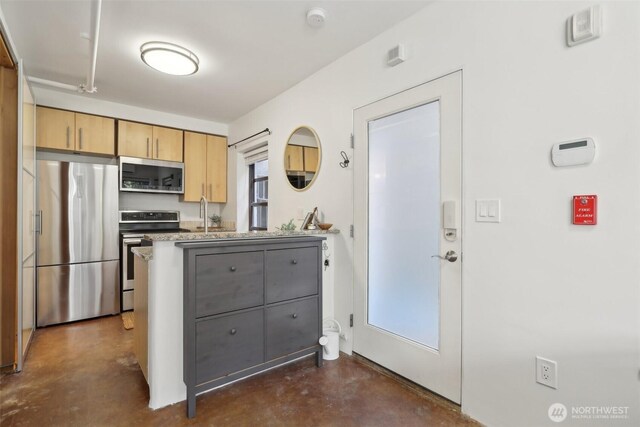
{"left": 368, "top": 101, "right": 440, "bottom": 349}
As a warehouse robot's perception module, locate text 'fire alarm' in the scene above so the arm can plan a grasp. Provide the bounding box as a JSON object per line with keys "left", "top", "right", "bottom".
{"left": 573, "top": 195, "right": 597, "bottom": 225}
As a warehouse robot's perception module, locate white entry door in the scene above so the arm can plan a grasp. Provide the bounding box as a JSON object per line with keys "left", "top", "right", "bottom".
{"left": 353, "top": 71, "right": 462, "bottom": 403}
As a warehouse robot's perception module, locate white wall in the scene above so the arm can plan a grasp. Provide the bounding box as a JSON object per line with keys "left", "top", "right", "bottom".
{"left": 33, "top": 87, "right": 228, "bottom": 220}
{"left": 226, "top": 1, "right": 640, "bottom": 426}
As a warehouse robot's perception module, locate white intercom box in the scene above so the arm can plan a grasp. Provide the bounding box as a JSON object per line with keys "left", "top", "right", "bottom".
{"left": 551, "top": 137, "right": 595, "bottom": 167}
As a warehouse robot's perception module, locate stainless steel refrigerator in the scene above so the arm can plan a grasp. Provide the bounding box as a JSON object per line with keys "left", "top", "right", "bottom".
{"left": 36, "top": 160, "right": 120, "bottom": 327}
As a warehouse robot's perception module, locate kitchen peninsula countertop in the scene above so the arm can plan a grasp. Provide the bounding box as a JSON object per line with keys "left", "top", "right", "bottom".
{"left": 131, "top": 246, "right": 154, "bottom": 261}
{"left": 143, "top": 228, "right": 340, "bottom": 241}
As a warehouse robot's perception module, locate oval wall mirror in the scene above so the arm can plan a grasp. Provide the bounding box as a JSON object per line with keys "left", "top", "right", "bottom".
{"left": 284, "top": 126, "right": 321, "bottom": 191}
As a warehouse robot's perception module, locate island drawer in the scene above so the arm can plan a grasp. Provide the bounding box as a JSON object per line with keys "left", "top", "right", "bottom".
{"left": 195, "top": 251, "right": 264, "bottom": 317}
{"left": 266, "top": 297, "right": 319, "bottom": 360}
{"left": 265, "top": 246, "right": 318, "bottom": 303}
{"left": 195, "top": 308, "right": 264, "bottom": 383}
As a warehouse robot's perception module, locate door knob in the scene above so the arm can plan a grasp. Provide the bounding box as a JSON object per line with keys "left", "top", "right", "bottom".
{"left": 431, "top": 250, "right": 458, "bottom": 263}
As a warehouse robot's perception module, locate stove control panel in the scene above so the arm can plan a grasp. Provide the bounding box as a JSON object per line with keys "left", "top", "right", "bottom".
{"left": 119, "top": 210, "right": 180, "bottom": 223}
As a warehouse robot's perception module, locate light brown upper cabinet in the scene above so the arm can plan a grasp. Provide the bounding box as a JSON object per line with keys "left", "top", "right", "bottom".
{"left": 206, "top": 135, "right": 227, "bottom": 203}
{"left": 304, "top": 147, "right": 319, "bottom": 173}
{"left": 75, "top": 113, "right": 115, "bottom": 155}
{"left": 183, "top": 132, "right": 207, "bottom": 201}
{"left": 36, "top": 107, "right": 74, "bottom": 151}
{"left": 117, "top": 121, "right": 152, "bottom": 158}
{"left": 285, "top": 145, "right": 304, "bottom": 172}
{"left": 36, "top": 107, "right": 115, "bottom": 155}
{"left": 117, "top": 120, "right": 183, "bottom": 162}
{"left": 183, "top": 132, "right": 227, "bottom": 203}
{"left": 152, "top": 126, "right": 183, "bottom": 162}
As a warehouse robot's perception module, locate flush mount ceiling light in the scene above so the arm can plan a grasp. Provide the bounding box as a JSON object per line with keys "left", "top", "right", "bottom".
{"left": 140, "top": 41, "right": 199, "bottom": 76}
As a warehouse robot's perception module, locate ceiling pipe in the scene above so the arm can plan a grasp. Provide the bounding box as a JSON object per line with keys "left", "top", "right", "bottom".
{"left": 27, "top": 76, "right": 82, "bottom": 92}
{"left": 82, "top": 0, "right": 102, "bottom": 93}
{"left": 28, "top": 0, "right": 102, "bottom": 94}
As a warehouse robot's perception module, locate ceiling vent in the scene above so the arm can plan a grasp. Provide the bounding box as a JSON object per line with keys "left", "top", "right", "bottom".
{"left": 387, "top": 44, "right": 406, "bottom": 67}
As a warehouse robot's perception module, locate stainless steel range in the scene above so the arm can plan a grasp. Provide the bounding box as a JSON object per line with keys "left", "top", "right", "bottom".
{"left": 119, "top": 210, "right": 188, "bottom": 311}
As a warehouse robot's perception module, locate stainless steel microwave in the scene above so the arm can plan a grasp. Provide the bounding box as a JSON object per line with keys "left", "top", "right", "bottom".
{"left": 118, "top": 156, "right": 185, "bottom": 194}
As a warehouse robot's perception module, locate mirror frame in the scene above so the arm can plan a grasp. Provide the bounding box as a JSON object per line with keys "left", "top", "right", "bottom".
{"left": 284, "top": 125, "right": 322, "bottom": 192}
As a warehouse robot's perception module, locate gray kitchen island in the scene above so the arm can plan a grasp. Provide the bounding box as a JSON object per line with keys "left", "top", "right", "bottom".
{"left": 131, "top": 230, "right": 337, "bottom": 417}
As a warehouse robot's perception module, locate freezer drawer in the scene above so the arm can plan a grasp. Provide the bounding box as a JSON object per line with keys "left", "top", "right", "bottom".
{"left": 37, "top": 260, "right": 120, "bottom": 327}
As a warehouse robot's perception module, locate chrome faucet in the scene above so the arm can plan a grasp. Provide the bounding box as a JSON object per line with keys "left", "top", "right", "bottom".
{"left": 200, "top": 194, "right": 209, "bottom": 233}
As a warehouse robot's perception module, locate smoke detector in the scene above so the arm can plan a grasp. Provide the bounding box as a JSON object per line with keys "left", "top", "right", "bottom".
{"left": 307, "top": 8, "right": 327, "bottom": 28}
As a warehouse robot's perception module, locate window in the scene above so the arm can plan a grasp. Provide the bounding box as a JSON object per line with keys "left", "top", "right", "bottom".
{"left": 249, "top": 160, "right": 268, "bottom": 230}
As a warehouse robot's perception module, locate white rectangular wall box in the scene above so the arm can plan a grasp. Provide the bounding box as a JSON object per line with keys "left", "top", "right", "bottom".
{"left": 387, "top": 44, "right": 406, "bottom": 67}
{"left": 567, "top": 6, "right": 602, "bottom": 47}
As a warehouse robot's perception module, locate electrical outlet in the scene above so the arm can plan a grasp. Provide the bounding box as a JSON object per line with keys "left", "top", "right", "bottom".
{"left": 536, "top": 356, "right": 558, "bottom": 389}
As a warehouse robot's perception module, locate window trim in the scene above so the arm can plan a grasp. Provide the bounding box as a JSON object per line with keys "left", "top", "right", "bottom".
{"left": 249, "top": 164, "right": 268, "bottom": 231}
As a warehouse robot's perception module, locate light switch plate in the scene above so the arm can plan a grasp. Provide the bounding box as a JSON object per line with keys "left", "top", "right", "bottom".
{"left": 476, "top": 199, "right": 501, "bottom": 223}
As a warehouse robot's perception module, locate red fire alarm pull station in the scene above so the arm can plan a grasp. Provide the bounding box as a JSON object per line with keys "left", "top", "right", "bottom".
{"left": 573, "top": 195, "right": 597, "bottom": 225}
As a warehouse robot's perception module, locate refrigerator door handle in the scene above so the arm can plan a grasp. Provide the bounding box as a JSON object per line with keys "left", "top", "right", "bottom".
{"left": 76, "top": 175, "right": 85, "bottom": 199}
{"left": 36, "top": 210, "right": 43, "bottom": 235}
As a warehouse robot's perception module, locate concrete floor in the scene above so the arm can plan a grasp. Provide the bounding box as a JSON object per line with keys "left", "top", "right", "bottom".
{"left": 1, "top": 316, "right": 479, "bottom": 426}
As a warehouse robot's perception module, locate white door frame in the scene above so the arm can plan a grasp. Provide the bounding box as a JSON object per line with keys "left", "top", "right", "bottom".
{"left": 352, "top": 70, "right": 463, "bottom": 403}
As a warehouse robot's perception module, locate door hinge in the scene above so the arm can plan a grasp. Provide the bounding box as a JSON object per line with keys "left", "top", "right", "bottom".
{"left": 350, "top": 314, "right": 354, "bottom": 327}
{"left": 350, "top": 134, "right": 354, "bottom": 149}
{"left": 349, "top": 225, "right": 354, "bottom": 238}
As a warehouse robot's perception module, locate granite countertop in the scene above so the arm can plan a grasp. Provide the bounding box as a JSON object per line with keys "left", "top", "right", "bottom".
{"left": 181, "top": 227, "right": 237, "bottom": 233}
{"left": 131, "top": 246, "right": 153, "bottom": 261}
{"left": 144, "top": 228, "right": 340, "bottom": 242}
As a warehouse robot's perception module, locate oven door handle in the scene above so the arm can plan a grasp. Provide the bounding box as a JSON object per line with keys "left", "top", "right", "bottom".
{"left": 123, "top": 238, "right": 143, "bottom": 245}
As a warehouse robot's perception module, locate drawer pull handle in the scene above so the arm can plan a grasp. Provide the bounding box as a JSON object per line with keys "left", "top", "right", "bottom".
{"left": 230, "top": 328, "right": 237, "bottom": 335}
{"left": 230, "top": 266, "right": 236, "bottom": 272}
{"left": 291, "top": 259, "right": 297, "bottom": 265}
{"left": 292, "top": 313, "right": 298, "bottom": 319}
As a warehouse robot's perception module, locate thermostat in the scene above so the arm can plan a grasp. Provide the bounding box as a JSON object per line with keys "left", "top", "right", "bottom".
{"left": 551, "top": 137, "right": 595, "bottom": 167}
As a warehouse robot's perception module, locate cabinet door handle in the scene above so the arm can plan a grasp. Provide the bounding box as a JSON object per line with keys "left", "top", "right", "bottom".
{"left": 291, "top": 259, "right": 297, "bottom": 265}
{"left": 209, "top": 184, "right": 212, "bottom": 199}
{"left": 146, "top": 138, "right": 150, "bottom": 157}
{"left": 230, "top": 266, "right": 236, "bottom": 272}
{"left": 288, "top": 155, "right": 291, "bottom": 170}
{"left": 230, "top": 328, "right": 237, "bottom": 335}
{"left": 201, "top": 183, "right": 205, "bottom": 197}
{"left": 66, "top": 126, "right": 70, "bottom": 148}
{"left": 291, "top": 313, "right": 298, "bottom": 319}
{"left": 156, "top": 138, "right": 159, "bottom": 158}
{"left": 79, "top": 128, "right": 83, "bottom": 150}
